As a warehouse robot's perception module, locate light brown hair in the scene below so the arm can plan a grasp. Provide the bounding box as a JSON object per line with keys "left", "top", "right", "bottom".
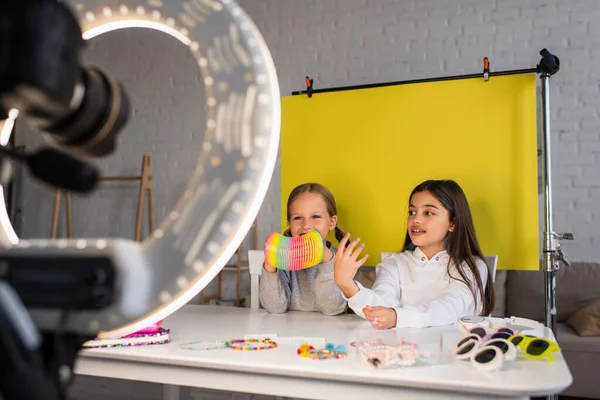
{"left": 283, "top": 183, "right": 346, "bottom": 243}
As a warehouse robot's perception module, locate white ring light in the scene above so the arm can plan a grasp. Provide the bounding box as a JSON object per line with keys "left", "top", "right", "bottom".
{"left": 0, "top": 109, "right": 20, "bottom": 247}
{"left": 0, "top": 0, "right": 280, "bottom": 339}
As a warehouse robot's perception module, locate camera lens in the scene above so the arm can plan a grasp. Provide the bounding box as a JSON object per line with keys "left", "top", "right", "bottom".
{"left": 39, "top": 65, "right": 130, "bottom": 157}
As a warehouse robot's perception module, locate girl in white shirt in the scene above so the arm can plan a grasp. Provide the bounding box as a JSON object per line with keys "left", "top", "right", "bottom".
{"left": 333, "top": 179, "right": 495, "bottom": 329}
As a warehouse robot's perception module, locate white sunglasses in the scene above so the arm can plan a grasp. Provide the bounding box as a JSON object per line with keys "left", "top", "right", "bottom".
{"left": 455, "top": 338, "right": 517, "bottom": 371}
{"left": 455, "top": 334, "right": 482, "bottom": 351}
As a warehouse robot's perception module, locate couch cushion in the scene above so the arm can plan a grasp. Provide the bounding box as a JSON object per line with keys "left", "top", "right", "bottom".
{"left": 556, "top": 323, "right": 600, "bottom": 354}
{"left": 506, "top": 262, "right": 600, "bottom": 322}
{"left": 491, "top": 270, "right": 507, "bottom": 317}
{"left": 567, "top": 300, "right": 600, "bottom": 337}
{"left": 355, "top": 266, "right": 375, "bottom": 289}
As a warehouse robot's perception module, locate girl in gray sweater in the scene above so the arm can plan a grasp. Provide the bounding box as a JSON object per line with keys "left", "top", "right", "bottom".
{"left": 259, "top": 183, "right": 348, "bottom": 315}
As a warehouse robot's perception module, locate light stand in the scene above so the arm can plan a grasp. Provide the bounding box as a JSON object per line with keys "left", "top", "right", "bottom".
{"left": 538, "top": 48, "right": 573, "bottom": 400}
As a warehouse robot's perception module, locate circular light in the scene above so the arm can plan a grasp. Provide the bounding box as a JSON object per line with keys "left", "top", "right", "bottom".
{"left": 0, "top": 108, "right": 20, "bottom": 247}
{"left": 2, "top": 0, "right": 280, "bottom": 339}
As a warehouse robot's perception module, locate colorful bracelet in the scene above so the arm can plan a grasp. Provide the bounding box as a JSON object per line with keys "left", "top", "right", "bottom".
{"left": 225, "top": 338, "right": 277, "bottom": 351}
{"left": 245, "top": 333, "right": 326, "bottom": 348}
{"left": 179, "top": 340, "right": 227, "bottom": 351}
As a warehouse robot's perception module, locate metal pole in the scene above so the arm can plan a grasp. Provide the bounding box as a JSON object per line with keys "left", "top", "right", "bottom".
{"left": 541, "top": 73, "right": 557, "bottom": 337}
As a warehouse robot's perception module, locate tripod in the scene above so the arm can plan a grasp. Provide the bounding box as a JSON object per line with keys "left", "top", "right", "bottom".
{"left": 0, "top": 281, "right": 90, "bottom": 400}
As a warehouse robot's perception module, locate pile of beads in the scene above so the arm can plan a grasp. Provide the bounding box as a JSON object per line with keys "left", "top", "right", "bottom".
{"left": 297, "top": 344, "right": 315, "bottom": 357}
{"left": 298, "top": 343, "right": 347, "bottom": 360}
{"left": 225, "top": 338, "right": 278, "bottom": 351}
{"left": 358, "top": 339, "right": 419, "bottom": 368}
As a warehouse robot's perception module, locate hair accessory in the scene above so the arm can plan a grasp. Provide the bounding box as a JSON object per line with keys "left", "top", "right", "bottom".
{"left": 225, "top": 338, "right": 277, "bottom": 351}
{"left": 179, "top": 340, "right": 227, "bottom": 351}
{"left": 265, "top": 231, "right": 324, "bottom": 270}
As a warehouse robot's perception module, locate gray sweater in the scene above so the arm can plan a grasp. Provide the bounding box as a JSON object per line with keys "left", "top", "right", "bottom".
{"left": 259, "top": 246, "right": 347, "bottom": 315}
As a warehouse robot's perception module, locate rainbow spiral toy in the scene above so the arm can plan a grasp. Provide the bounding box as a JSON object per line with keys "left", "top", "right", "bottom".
{"left": 265, "top": 231, "right": 324, "bottom": 271}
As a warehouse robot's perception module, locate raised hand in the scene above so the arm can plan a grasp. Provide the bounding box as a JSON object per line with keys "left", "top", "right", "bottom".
{"left": 333, "top": 233, "right": 368, "bottom": 297}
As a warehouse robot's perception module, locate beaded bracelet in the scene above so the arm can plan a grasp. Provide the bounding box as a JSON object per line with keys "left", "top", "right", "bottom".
{"left": 245, "top": 334, "right": 326, "bottom": 348}
{"left": 179, "top": 340, "right": 227, "bottom": 351}
{"left": 225, "top": 338, "right": 277, "bottom": 351}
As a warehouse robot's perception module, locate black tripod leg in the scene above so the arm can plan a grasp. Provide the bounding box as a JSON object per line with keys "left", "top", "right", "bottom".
{"left": 0, "top": 282, "right": 60, "bottom": 400}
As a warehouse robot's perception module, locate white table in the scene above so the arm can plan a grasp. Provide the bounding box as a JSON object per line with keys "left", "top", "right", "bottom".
{"left": 74, "top": 305, "right": 572, "bottom": 400}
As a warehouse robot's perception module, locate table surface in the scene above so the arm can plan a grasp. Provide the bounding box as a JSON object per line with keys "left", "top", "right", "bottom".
{"left": 76, "top": 305, "right": 572, "bottom": 399}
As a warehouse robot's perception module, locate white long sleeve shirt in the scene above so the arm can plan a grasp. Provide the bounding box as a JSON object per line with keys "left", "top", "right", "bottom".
{"left": 345, "top": 247, "right": 488, "bottom": 328}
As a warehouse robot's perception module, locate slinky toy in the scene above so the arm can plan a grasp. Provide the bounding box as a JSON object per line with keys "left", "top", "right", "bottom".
{"left": 264, "top": 231, "right": 324, "bottom": 271}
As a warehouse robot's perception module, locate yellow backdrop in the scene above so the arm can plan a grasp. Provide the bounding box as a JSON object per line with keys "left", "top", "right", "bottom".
{"left": 281, "top": 74, "right": 539, "bottom": 270}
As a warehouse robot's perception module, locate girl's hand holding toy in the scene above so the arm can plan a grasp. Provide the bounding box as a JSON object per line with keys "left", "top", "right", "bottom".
{"left": 263, "top": 231, "right": 325, "bottom": 273}
{"left": 363, "top": 305, "right": 397, "bottom": 329}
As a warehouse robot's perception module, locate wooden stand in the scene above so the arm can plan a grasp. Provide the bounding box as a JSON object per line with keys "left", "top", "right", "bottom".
{"left": 200, "top": 218, "right": 258, "bottom": 307}
{"left": 50, "top": 155, "right": 154, "bottom": 241}
{"left": 51, "top": 190, "right": 72, "bottom": 238}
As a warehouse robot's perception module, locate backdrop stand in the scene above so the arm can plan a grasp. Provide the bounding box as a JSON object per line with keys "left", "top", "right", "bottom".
{"left": 293, "top": 47, "right": 572, "bottom": 355}
{"left": 538, "top": 49, "right": 573, "bottom": 350}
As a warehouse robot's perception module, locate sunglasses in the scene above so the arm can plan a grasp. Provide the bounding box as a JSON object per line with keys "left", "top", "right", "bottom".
{"left": 484, "top": 338, "right": 517, "bottom": 362}
{"left": 508, "top": 334, "right": 561, "bottom": 362}
{"left": 455, "top": 333, "right": 481, "bottom": 350}
{"left": 462, "top": 325, "right": 519, "bottom": 342}
{"left": 455, "top": 338, "right": 480, "bottom": 360}
{"left": 455, "top": 337, "right": 517, "bottom": 372}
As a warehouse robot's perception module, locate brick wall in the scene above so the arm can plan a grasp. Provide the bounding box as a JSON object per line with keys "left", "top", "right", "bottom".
{"left": 242, "top": 0, "right": 600, "bottom": 264}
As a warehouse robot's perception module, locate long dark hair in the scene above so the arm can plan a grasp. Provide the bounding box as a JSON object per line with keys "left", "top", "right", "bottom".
{"left": 402, "top": 179, "right": 494, "bottom": 316}
{"left": 283, "top": 183, "right": 346, "bottom": 243}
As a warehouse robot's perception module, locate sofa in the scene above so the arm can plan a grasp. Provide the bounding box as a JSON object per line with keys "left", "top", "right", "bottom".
{"left": 355, "top": 261, "right": 600, "bottom": 399}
